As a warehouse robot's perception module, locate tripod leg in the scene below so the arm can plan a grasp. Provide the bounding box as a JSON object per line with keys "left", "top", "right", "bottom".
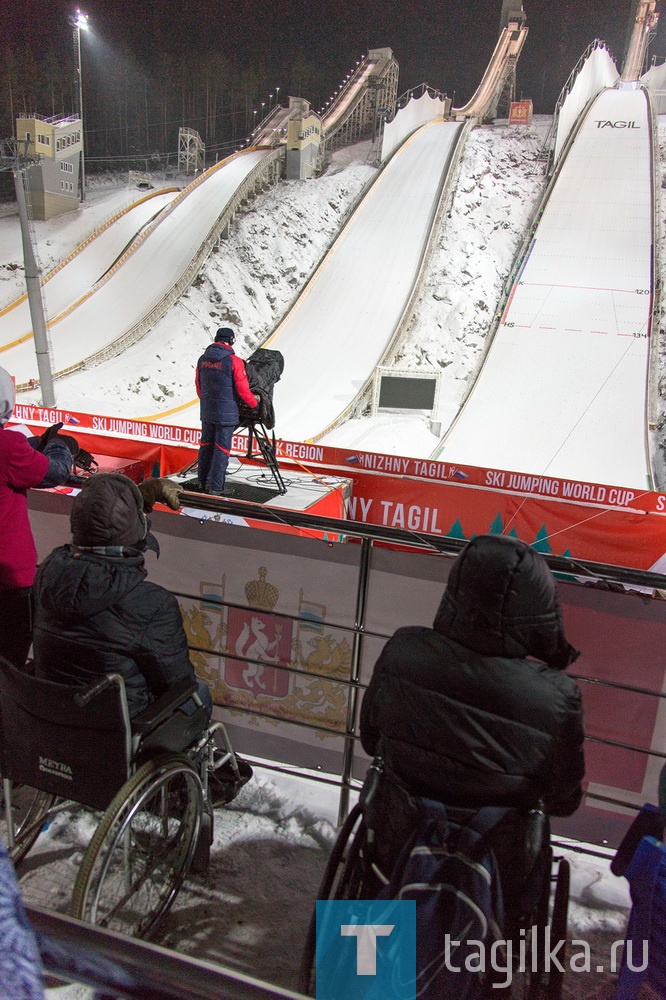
{"left": 254, "top": 425, "right": 287, "bottom": 494}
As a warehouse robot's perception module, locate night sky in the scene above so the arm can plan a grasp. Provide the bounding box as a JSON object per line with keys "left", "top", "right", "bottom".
{"left": 3, "top": 0, "right": 660, "bottom": 113}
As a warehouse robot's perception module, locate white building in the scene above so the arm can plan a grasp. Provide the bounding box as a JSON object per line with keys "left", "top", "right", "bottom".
{"left": 15, "top": 113, "right": 82, "bottom": 220}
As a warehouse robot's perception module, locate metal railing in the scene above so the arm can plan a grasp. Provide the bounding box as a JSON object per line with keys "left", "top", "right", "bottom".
{"left": 173, "top": 494, "right": 666, "bottom": 826}
{"left": 538, "top": 39, "right": 615, "bottom": 172}
{"left": 30, "top": 906, "right": 307, "bottom": 1000}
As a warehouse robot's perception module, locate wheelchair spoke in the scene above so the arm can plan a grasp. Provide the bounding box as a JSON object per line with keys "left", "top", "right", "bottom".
{"left": 0, "top": 785, "right": 56, "bottom": 865}
{"left": 70, "top": 755, "right": 202, "bottom": 938}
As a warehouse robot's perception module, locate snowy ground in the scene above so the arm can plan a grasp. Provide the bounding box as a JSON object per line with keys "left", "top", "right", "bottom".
{"left": 2, "top": 116, "right": 665, "bottom": 462}
{"left": 0, "top": 120, "right": 550, "bottom": 455}
{"left": 17, "top": 765, "right": 634, "bottom": 1000}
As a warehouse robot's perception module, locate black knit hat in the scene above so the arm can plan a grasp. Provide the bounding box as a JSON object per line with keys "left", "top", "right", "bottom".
{"left": 71, "top": 473, "right": 147, "bottom": 548}
{"left": 215, "top": 327, "right": 235, "bottom": 344}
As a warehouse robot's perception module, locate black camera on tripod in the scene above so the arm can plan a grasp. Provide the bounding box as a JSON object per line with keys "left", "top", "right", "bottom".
{"left": 237, "top": 349, "right": 286, "bottom": 495}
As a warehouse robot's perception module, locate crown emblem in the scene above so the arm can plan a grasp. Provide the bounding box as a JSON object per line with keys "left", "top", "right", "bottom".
{"left": 245, "top": 566, "right": 279, "bottom": 612}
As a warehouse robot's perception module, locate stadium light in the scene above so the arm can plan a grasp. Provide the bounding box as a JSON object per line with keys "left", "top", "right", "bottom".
{"left": 69, "top": 8, "right": 89, "bottom": 202}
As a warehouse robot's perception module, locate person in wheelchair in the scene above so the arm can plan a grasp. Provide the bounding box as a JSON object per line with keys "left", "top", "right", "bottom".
{"left": 31, "top": 472, "right": 213, "bottom": 731}
{"left": 360, "top": 533, "right": 585, "bottom": 929}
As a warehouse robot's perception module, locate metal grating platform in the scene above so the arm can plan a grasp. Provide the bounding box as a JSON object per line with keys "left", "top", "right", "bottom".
{"left": 181, "top": 479, "right": 283, "bottom": 505}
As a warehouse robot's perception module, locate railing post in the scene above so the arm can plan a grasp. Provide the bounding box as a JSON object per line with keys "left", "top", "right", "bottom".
{"left": 337, "top": 536, "right": 372, "bottom": 827}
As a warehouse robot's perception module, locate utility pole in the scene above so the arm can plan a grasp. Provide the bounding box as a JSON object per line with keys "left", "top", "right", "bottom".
{"left": 0, "top": 139, "right": 56, "bottom": 407}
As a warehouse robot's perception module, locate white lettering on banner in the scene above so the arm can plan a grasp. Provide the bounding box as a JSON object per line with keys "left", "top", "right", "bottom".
{"left": 356, "top": 453, "right": 411, "bottom": 474}
{"left": 507, "top": 473, "right": 560, "bottom": 496}
{"left": 34, "top": 408, "right": 65, "bottom": 424}
{"left": 347, "top": 496, "right": 373, "bottom": 520}
{"left": 658, "top": 496, "right": 666, "bottom": 512}
{"left": 148, "top": 423, "right": 181, "bottom": 441}
{"left": 284, "top": 443, "right": 325, "bottom": 462}
{"left": 78, "top": 416, "right": 199, "bottom": 444}
{"left": 607, "top": 488, "right": 636, "bottom": 507}
{"left": 562, "top": 482, "right": 606, "bottom": 502}
{"left": 380, "top": 500, "right": 443, "bottom": 534}
{"left": 481, "top": 469, "right": 642, "bottom": 508}
{"left": 110, "top": 419, "right": 150, "bottom": 436}
{"left": 13, "top": 405, "right": 37, "bottom": 422}
{"left": 413, "top": 460, "right": 448, "bottom": 480}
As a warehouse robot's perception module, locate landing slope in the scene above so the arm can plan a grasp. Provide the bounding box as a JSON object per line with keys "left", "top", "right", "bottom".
{"left": 2, "top": 151, "right": 271, "bottom": 384}
{"left": 262, "top": 120, "right": 463, "bottom": 441}
{"left": 435, "top": 87, "right": 653, "bottom": 489}
{"left": 0, "top": 189, "right": 176, "bottom": 351}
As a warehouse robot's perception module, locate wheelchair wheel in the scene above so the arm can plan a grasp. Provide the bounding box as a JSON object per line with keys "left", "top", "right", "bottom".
{"left": 546, "top": 858, "right": 570, "bottom": 1000}
{"left": 299, "top": 804, "right": 364, "bottom": 996}
{"left": 0, "top": 785, "right": 55, "bottom": 865}
{"left": 70, "top": 754, "right": 202, "bottom": 938}
{"left": 525, "top": 855, "right": 570, "bottom": 1000}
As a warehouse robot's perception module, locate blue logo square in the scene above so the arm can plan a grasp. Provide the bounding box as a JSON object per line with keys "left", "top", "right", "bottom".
{"left": 315, "top": 899, "right": 416, "bottom": 1000}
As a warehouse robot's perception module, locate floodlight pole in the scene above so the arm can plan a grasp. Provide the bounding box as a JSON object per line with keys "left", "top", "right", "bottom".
{"left": 71, "top": 9, "right": 89, "bottom": 202}
{"left": 76, "top": 25, "right": 85, "bottom": 200}
{"left": 12, "top": 166, "right": 56, "bottom": 406}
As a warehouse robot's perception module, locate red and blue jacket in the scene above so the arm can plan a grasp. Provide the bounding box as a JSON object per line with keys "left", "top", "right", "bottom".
{"left": 195, "top": 342, "right": 257, "bottom": 425}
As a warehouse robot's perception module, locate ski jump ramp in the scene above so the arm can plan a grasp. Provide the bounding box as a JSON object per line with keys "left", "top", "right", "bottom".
{"left": 1, "top": 149, "right": 275, "bottom": 386}
{"left": 147, "top": 120, "right": 463, "bottom": 435}
{"left": 434, "top": 86, "right": 655, "bottom": 490}
{"left": 0, "top": 189, "right": 177, "bottom": 351}
{"left": 262, "top": 120, "right": 463, "bottom": 442}
{"left": 452, "top": 16, "right": 528, "bottom": 118}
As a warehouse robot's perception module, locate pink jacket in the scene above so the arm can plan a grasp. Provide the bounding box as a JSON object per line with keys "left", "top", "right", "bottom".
{"left": 0, "top": 428, "right": 49, "bottom": 588}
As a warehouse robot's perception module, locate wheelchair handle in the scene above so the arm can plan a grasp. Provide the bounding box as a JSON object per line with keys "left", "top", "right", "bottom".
{"left": 74, "top": 674, "right": 123, "bottom": 708}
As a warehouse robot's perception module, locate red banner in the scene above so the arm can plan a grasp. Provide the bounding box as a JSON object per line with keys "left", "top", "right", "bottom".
{"left": 509, "top": 100, "right": 533, "bottom": 125}
{"left": 12, "top": 404, "right": 666, "bottom": 572}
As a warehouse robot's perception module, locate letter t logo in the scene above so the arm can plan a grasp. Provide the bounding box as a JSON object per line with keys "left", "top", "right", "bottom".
{"left": 340, "top": 924, "right": 394, "bottom": 975}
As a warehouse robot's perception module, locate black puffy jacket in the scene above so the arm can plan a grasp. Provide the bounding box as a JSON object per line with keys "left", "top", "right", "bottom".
{"left": 360, "top": 535, "right": 585, "bottom": 817}
{"left": 32, "top": 545, "right": 196, "bottom": 717}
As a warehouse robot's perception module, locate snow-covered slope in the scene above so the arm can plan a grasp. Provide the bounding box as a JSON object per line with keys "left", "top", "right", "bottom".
{"left": 0, "top": 189, "right": 177, "bottom": 347}
{"left": 436, "top": 88, "right": 654, "bottom": 489}
{"left": 2, "top": 121, "right": 550, "bottom": 450}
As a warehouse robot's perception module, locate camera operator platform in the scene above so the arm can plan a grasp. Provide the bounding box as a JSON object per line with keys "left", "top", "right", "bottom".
{"left": 182, "top": 331, "right": 288, "bottom": 504}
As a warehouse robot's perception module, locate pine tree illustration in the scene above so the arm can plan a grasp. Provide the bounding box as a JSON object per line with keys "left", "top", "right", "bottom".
{"left": 489, "top": 513, "right": 504, "bottom": 534}
{"left": 533, "top": 525, "right": 553, "bottom": 553}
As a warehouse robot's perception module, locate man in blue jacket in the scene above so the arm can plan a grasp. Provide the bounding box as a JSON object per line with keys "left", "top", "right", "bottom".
{"left": 195, "top": 328, "right": 258, "bottom": 495}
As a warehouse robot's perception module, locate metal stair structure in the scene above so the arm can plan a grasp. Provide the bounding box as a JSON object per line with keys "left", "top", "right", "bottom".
{"left": 320, "top": 48, "right": 399, "bottom": 155}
